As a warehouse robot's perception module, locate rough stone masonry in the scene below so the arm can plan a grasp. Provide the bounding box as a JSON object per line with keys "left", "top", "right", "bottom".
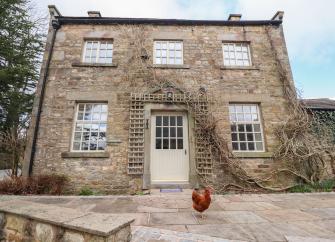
{"left": 22, "top": 6, "right": 294, "bottom": 194}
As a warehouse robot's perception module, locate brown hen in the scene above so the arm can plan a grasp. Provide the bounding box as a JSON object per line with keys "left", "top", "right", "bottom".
{"left": 192, "top": 187, "right": 212, "bottom": 218}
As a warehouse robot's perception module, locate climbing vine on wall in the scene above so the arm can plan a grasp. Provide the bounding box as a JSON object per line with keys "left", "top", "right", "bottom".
{"left": 119, "top": 24, "right": 335, "bottom": 193}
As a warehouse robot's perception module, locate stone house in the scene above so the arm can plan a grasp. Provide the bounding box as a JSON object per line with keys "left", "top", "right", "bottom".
{"left": 22, "top": 5, "right": 295, "bottom": 193}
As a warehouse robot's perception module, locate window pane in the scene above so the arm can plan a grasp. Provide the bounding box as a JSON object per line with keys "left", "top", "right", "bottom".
{"left": 240, "top": 142, "right": 247, "bottom": 150}
{"left": 231, "top": 124, "right": 237, "bottom": 132}
{"left": 177, "top": 127, "right": 183, "bottom": 137}
{"left": 247, "top": 133, "right": 254, "bottom": 141}
{"left": 170, "top": 116, "right": 176, "bottom": 126}
{"left": 73, "top": 142, "right": 80, "bottom": 150}
{"left": 75, "top": 124, "right": 82, "bottom": 131}
{"left": 239, "top": 133, "right": 246, "bottom": 141}
{"left": 99, "top": 124, "right": 106, "bottom": 132}
{"left": 156, "top": 139, "right": 162, "bottom": 149}
{"left": 163, "top": 128, "right": 169, "bottom": 137}
{"left": 256, "top": 142, "right": 263, "bottom": 151}
{"left": 163, "top": 139, "right": 169, "bottom": 149}
{"left": 156, "top": 127, "right": 161, "bottom": 137}
{"left": 232, "top": 142, "right": 239, "bottom": 150}
{"left": 163, "top": 116, "right": 169, "bottom": 126}
{"left": 170, "top": 127, "right": 176, "bottom": 137}
{"left": 231, "top": 133, "right": 238, "bottom": 141}
{"left": 170, "top": 139, "right": 176, "bottom": 149}
{"left": 253, "top": 124, "right": 261, "bottom": 132}
{"left": 246, "top": 124, "right": 252, "bottom": 132}
{"left": 177, "top": 116, "right": 183, "bottom": 126}
{"left": 254, "top": 133, "right": 262, "bottom": 141}
{"left": 98, "top": 141, "right": 106, "bottom": 150}
{"left": 248, "top": 142, "right": 255, "bottom": 150}
{"left": 156, "top": 116, "right": 162, "bottom": 126}
{"left": 175, "top": 42, "right": 182, "bottom": 50}
{"left": 238, "top": 124, "right": 245, "bottom": 132}
{"left": 100, "top": 113, "right": 107, "bottom": 121}
{"left": 177, "top": 139, "right": 183, "bottom": 149}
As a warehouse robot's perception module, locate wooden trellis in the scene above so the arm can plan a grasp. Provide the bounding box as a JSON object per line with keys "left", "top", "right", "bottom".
{"left": 127, "top": 92, "right": 213, "bottom": 175}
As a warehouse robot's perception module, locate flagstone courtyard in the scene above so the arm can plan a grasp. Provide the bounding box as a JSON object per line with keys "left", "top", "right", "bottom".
{"left": 1, "top": 191, "right": 335, "bottom": 241}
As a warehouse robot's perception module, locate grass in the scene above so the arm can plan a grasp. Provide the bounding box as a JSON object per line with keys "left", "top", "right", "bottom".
{"left": 289, "top": 179, "right": 335, "bottom": 193}
{"left": 78, "top": 187, "right": 94, "bottom": 196}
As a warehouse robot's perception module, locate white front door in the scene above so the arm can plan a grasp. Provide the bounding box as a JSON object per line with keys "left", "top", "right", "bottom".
{"left": 150, "top": 112, "right": 189, "bottom": 183}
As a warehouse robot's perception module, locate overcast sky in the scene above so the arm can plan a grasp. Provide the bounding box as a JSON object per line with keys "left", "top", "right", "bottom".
{"left": 32, "top": 0, "right": 335, "bottom": 99}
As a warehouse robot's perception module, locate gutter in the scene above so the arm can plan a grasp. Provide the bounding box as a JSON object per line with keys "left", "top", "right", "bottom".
{"left": 27, "top": 20, "right": 60, "bottom": 175}
{"left": 56, "top": 16, "right": 282, "bottom": 26}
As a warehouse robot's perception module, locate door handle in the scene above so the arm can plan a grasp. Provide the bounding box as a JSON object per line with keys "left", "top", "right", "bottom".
{"left": 185, "top": 149, "right": 187, "bottom": 155}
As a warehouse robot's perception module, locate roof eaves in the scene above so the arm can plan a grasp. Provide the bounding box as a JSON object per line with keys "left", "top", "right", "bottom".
{"left": 56, "top": 16, "right": 282, "bottom": 26}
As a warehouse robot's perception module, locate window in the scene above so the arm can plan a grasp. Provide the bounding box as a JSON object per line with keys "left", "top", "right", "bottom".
{"left": 72, "top": 103, "right": 107, "bottom": 151}
{"left": 229, "top": 104, "right": 264, "bottom": 151}
{"left": 223, "top": 43, "right": 251, "bottom": 66}
{"left": 83, "top": 40, "right": 113, "bottom": 64}
{"left": 154, "top": 40, "right": 183, "bottom": 65}
{"left": 155, "top": 115, "right": 183, "bottom": 150}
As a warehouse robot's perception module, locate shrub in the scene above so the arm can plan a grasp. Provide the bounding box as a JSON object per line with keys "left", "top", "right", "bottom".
{"left": 312, "top": 179, "right": 335, "bottom": 192}
{"left": 0, "top": 174, "right": 68, "bottom": 195}
{"left": 289, "top": 184, "right": 313, "bottom": 193}
{"left": 78, "top": 187, "right": 94, "bottom": 196}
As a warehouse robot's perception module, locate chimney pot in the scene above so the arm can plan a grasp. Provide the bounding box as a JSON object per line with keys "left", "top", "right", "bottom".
{"left": 88, "top": 11, "right": 102, "bottom": 17}
{"left": 228, "top": 14, "right": 242, "bottom": 21}
{"left": 271, "top": 11, "right": 284, "bottom": 21}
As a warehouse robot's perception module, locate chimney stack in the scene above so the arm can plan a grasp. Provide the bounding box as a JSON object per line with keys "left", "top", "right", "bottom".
{"left": 88, "top": 11, "right": 102, "bottom": 17}
{"left": 48, "top": 5, "right": 61, "bottom": 19}
{"left": 228, "top": 14, "right": 242, "bottom": 21}
{"left": 271, "top": 11, "right": 284, "bottom": 21}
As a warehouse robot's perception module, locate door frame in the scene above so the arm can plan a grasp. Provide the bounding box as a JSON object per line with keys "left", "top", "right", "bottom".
{"left": 142, "top": 103, "right": 197, "bottom": 189}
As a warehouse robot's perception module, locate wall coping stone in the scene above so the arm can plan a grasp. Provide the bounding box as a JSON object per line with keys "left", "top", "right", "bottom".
{"left": 0, "top": 200, "right": 134, "bottom": 237}
{"left": 231, "top": 152, "right": 273, "bottom": 158}
{"left": 61, "top": 151, "right": 110, "bottom": 158}
{"left": 72, "top": 62, "right": 118, "bottom": 68}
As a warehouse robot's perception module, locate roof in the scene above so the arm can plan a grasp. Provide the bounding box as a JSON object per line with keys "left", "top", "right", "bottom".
{"left": 301, "top": 98, "right": 335, "bottom": 110}
{"left": 55, "top": 16, "right": 282, "bottom": 26}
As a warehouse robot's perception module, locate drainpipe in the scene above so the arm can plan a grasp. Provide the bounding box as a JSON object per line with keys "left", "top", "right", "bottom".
{"left": 25, "top": 7, "right": 61, "bottom": 176}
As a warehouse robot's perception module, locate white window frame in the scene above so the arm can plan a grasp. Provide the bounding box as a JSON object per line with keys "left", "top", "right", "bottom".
{"left": 153, "top": 40, "right": 183, "bottom": 65}
{"left": 223, "top": 42, "right": 252, "bottom": 67}
{"left": 71, "top": 103, "right": 108, "bottom": 152}
{"left": 229, "top": 103, "right": 265, "bottom": 152}
{"left": 82, "top": 40, "right": 113, "bottom": 64}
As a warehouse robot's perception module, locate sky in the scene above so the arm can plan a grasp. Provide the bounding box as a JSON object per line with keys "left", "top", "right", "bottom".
{"left": 32, "top": 0, "right": 335, "bottom": 99}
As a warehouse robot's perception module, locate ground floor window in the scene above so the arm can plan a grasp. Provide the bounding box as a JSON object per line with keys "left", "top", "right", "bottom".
{"left": 72, "top": 103, "right": 107, "bottom": 151}
{"left": 229, "top": 103, "right": 264, "bottom": 151}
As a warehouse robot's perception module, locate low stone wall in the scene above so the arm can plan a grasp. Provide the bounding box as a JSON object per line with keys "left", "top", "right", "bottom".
{"left": 0, "top": 199, "right": 134, "bottom": 242}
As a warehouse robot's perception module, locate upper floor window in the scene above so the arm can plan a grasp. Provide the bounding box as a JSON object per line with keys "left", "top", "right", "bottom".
{"left": 229, "top": 104, "right": 264, "bottom": 152}
{"left": 83, "top": 40, "right": 113, "bottom": 64}
{"left": 223, "top": 43, "right": 251, "bottom": 67}
{"left": 154, "top": 40, "right": 183, "bottom": 65}
{"left": 72, "top": 103, "right": 107, "bottom": 151}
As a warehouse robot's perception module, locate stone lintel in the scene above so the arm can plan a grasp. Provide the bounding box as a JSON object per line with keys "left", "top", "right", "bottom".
{"left": 231, "top": 152, "right": 273, "bottom": 158}
{"left": 61, "top": 152, "right": 110, "bottom": 158}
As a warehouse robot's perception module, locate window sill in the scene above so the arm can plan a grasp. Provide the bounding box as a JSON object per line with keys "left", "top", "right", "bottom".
{"left": 61, "top": 151, "right": 110, "bottom": 158}
{"left": 72, "top": 62, "right": 118, "bottom": 68}
{"left": 220, "top": 66, "right": 260, "bottom": 70}
{"left": 230, "top": 152, "right": 273, "bottom": 158}
{"left": 151, "top": 64, "right": 190, "bottom": 69}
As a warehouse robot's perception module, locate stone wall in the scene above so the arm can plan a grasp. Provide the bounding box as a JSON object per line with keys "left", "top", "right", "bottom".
{"left": 23, "top": 14, "right": 295, "bottom": 193}
{"left": 0, "top": 200, "right": 133, "bottom": 242}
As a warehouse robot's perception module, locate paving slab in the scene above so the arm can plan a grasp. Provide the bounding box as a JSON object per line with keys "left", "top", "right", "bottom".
{"left": 285, "top": 236, "right": 335, "bottom": 242}
{"left": 2, "top": 193, "right": 335, "bottom": 241}
{"left": 150, "top": 212, "right": 198, "bottom": 225}
{"left": 132, "top": 226, "right": 245, "bottom": 242}
{"left": 255, "top": 208, "right": 321, "bottom": 222}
